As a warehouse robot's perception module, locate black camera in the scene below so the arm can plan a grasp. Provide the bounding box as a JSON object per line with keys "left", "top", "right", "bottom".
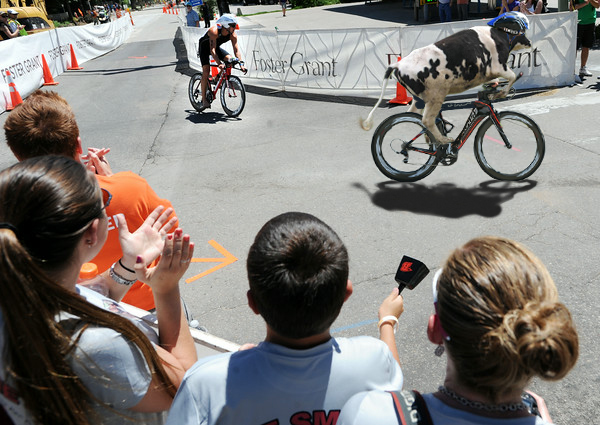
{"left": 395, "top": 255, "right": 430, "bottom": 293}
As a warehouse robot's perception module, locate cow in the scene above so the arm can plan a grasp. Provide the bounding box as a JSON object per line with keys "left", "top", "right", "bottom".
{"left": 361, "top": 25, "right": 531, "bottom": 146}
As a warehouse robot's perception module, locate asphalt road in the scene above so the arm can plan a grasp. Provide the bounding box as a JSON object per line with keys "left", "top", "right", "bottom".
{"left": 0, "top": 5, "right": 598, "bottom": 423}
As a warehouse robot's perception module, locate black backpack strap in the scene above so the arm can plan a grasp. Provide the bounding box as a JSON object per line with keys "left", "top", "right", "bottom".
{"left": 388, "top": 390, "right": 433, "bottom": 425}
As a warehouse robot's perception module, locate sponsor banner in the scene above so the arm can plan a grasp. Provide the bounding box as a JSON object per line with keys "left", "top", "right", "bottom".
{"left": 180, "top": 12, "right": 576, "bottom": 97}
{"left": 0, "top": 15, "right": 133, "bottom": 113}
{"left": 401, "top": 12, "right": 577, "bottom": 92}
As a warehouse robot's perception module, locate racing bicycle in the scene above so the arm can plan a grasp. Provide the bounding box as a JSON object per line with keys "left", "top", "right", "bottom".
{"left": 371, "top": 78, "right": 545, "bottom": 182}
{"left": 188, "top": 58, "right": 247, "bottom": 118}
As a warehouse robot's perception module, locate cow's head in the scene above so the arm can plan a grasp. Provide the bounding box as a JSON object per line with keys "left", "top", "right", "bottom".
{"left": 510, "top": 33, "right": 531, "bottom": 51}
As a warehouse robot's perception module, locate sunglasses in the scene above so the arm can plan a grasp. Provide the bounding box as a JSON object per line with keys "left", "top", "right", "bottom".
{"left": 101, "top": 188, "right": 112, "bottom": 210}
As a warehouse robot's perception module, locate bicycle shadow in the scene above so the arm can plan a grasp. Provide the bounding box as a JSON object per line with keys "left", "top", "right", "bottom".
{"left": 353, "top": 180, "right": 537, "bottom": 218}
{"left": 185, "top": 110, "right": 242, "bottom": 124}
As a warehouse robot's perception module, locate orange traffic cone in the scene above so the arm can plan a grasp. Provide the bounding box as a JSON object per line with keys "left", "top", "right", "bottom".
{"left": 388, "top": 56, "right": 412, "bottom": 105}
{"left": 41, "top": 54, "right": 59, "bottom": 86}
{"left": 129, "top": 11, "right": 134, "bottom": 25}
{"left": 163, "top": 6, "right": 166, "bottom": 12}
{"left": 5, "top": 70, "right": 23, "bottom": 111}
{"left": 210, "top": 57, "right": 218, "bottom": 78}
{"left": 67, "top": 44, "right": 83, "bottom": 70}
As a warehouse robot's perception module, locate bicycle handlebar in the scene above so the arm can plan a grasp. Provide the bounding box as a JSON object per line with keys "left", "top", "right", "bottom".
{"left": 210, "top": 59, "right": 247, "bottom": 74}
{"left": 482, "top": 72, "right": 523, "bottom": 90}
{"left": 478, "top": 72, "right": 523, "bottom": 101}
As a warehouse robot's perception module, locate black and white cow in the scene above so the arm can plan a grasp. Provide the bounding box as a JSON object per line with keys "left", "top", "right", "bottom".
{"left": 362, "top": 26, "right": 531, "bottom": 145}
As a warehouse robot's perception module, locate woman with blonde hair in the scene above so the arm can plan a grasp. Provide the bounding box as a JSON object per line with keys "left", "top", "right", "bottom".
{"left": 339, "top": 236, "right": 579, "bottom": 425}
{"left": 0, "top": 155, "right": 197, "bottom": 424}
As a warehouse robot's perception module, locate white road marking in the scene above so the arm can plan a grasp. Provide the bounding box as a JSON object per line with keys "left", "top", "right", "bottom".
{"left": 500, "top": 92, "right": 600, "bottom": 116}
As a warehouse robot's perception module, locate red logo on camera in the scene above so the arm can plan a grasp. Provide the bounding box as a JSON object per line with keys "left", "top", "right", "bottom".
{"left": 400, "top": 262, "right": 413, "bottom": 272}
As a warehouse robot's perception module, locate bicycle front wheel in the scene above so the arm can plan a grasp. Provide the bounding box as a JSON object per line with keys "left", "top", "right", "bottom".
{"left": 220, "top": 75, "right": 246, "bottom": 117}
{"left": 474, "top": 111, "right": 545, "bottom": 181}
{"left": 188, "top": 72, "right": 205, "bottom": 112}
{"left": 371, "top": 113, "right": 439, "bottom": 182}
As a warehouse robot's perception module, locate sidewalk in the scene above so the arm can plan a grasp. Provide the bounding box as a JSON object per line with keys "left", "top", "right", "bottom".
{"left": 234, "top": 1, "right": 416, "bottom": 30}
{"left": 232, "top": 0, "right": 563, "bottom": 30}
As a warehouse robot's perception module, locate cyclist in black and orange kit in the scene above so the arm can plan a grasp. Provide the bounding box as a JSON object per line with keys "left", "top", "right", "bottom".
{"left": 197, "top": 14, "right": 247, "bottom": 111}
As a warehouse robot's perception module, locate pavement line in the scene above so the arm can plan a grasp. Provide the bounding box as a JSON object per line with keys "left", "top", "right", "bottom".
{"left": 331, "top": 319, "right": 378, "bottom": 334}
{"left": 500, "top": 92, "right": 600, "bottom": 116}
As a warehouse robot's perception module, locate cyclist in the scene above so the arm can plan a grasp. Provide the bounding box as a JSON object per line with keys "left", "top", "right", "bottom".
{"left": 197, "top": 13, "right": 247, "bottom": 111}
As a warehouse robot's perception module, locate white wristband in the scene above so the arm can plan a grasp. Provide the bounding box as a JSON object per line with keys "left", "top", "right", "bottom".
{"left": 378, "top": 315, "right": 399, "bottom": 334}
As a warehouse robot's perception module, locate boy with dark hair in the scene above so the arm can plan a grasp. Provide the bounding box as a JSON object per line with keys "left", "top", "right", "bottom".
{"left": 167, "top": 212, "right": 404, "bottom": 425}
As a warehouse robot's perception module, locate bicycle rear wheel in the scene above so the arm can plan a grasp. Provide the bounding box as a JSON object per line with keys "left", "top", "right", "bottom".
{"left": 474, "top": 111, "right": 545, "bottom": 181}
{"left": 220, "top": 75, "right": 246, "bottom": 117}
{"left": 188, "top": 72, "right": 205, "bottom": 112}
{"left": 371, "top": 113, "right": 439, "bottom": 182}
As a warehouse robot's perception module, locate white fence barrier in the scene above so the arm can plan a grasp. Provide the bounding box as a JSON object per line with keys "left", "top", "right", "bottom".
{"left": 0, "top": 15, "right": 134, "bottom": 113}
{"left": 181, "top": 12, "right": 576, "bottom": 97}
{"left": 0, "top": 12, "right": 575, "bottom": 111}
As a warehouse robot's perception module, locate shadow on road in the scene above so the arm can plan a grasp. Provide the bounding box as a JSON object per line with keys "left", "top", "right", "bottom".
{"left": 353, "top": 180, "right": 537, "bottom": 218}
{"left": 185, "top": 110, "right": 242, "bottom": 123}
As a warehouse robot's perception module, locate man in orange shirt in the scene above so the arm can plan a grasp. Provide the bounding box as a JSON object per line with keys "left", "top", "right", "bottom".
{"left": 3, "top": 90, "right": 176, "bottom": 310}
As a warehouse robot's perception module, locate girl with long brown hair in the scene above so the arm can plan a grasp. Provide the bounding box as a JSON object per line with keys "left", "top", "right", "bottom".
{"left": 338, "top": 236, "right": 579, "bottom": 425}
{"left": 0, "top": 155, "right": 197, "bottom": 424}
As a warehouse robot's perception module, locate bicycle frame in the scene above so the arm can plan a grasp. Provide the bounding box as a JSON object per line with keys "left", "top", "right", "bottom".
{"left": 403, "top": 98, "right": 512, "bottom": 161}
{"left": 207, "top": 64, "right": 240, "bottom": 100}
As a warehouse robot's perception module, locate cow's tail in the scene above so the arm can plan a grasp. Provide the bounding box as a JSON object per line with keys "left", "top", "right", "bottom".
{"left": 360, "top": 67, "right": 396, "bottom": 131}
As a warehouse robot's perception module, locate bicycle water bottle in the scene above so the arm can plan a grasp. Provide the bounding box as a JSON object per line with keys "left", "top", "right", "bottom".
{"left": 78, "top": 262, "right": 110, "bottom": 297}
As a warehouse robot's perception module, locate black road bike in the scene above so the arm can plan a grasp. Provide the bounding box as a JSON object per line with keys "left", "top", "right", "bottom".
{"left": 371, "top": 79, "right": 545, "bottom": 182}
{"left": 188, "top": 58, "right": 246, "bottom": 118}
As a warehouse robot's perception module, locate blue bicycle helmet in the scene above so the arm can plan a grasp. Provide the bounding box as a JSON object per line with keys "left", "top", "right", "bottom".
{"left": 488, "top": 11, "right": 529, "bottom": 35}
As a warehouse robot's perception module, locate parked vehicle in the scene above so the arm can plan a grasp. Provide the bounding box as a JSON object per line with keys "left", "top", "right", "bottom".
{"left": 0, "top": 6, "right": 54, "bottom": 34}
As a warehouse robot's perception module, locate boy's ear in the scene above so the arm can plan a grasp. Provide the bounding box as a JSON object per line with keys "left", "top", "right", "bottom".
{"left": 427, "top": 314, "right": 444, "bottom": 345}
{"left": 343, "top": 280, "right": 353, "bottom": 302}
{"left": 247, "top": 290, "right": 260, "bottom": 315}
{"left": 76, "top": 136, "right": 83, "bottom": 157}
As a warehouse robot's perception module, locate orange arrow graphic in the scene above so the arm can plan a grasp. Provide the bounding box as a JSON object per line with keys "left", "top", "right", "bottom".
{"left": 185, "top": 240, "right": 237, "bottom": 284}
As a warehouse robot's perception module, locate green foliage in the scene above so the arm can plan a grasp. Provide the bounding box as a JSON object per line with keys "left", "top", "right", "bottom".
{"left": 52, "top": 20, "right": 74, "bottom": 27}
{"left": 205, "top": 0, "right": 217, "bottom": 15}
{"left": 291, "top": 0, "right": 339, "bottom": 8}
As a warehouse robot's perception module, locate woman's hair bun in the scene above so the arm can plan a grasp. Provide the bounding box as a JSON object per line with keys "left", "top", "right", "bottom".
{"left": 510, "top": 301, "right": 579, "bottom": 380}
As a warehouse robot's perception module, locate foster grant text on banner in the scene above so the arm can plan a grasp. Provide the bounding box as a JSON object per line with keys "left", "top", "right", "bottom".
{"left": 180, "top": 12, "right": 576, "bottom": 97}
{"left": 0, "top": 15, "right": 133, "bottom": 113}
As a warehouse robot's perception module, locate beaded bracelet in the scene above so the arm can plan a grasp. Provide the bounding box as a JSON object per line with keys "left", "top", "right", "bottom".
{"left": 110, "top": 262, "right": 136, "bottom": 286}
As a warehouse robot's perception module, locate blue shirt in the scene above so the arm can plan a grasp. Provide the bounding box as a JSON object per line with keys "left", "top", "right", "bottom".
{"left": 186, "top": 9, "right": 199, "bottom": 27}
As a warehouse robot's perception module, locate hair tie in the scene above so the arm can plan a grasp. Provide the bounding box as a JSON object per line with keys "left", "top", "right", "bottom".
{"left": 0, "top": 222, "right": 17, "bottom": 234}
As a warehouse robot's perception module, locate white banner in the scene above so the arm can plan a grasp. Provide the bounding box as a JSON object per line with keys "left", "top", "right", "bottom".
{"left": 401, "top": 12, "right": 577, "bottom": 91}
{"left": 180, "top": 12, "right": 576, "bottom": 97}
{"left": 0, "top": 15, "right": 133, "bottom": 112}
